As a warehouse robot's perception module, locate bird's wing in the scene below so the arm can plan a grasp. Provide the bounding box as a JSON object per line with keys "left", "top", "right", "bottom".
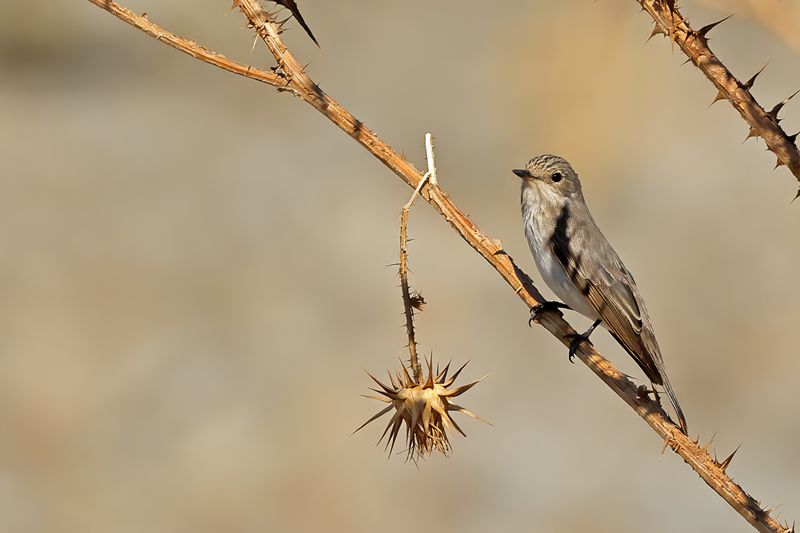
{"left": 548, "top": 202, "right": 687, "bottom": 433}
{"left": 548, "top": 205, "right": 662, "bottom": 383}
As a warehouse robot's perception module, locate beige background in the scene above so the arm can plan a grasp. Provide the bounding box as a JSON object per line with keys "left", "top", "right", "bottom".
{"left": 1, "top": 1, "right": 799, "bottom": 531}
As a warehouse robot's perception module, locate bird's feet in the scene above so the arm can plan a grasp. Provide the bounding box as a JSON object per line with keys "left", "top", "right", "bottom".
{"left": 636, "top": 385, "right": 659, "bottom": 402}
{"left": 528, "top": 301, "right": 570, "bottom": 326}
{"left": 563, "top": 333, "right": 591, "bottom": 363}
{"left": 562, "top": 319, "right": 602, "bottom": 363}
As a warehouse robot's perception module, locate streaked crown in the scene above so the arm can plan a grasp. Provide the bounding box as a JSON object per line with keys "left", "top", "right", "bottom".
{"left": 526, "top": 154, "right": 575, "bottom": 176}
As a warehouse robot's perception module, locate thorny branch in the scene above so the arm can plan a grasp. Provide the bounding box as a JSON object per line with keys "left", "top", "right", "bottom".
{"left": 399, "top": 210, "right": 421, "bottom": 380}
{"left": 399, "top": 151, "right": 431, "bottom": 383}
{"left": 639, "top": 0, "right": 800, "bottom": 200}
{"left": 88, "top": 1, "right": 794, "bottom": 531}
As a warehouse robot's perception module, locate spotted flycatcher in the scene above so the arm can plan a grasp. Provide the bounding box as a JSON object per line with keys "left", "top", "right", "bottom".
{"left": 514, "top": 154, "right": 687, "bottom": 433}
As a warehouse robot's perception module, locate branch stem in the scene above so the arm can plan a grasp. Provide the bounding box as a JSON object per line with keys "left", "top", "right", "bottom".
{"left": 399, "top": 207, "right": 420, "bottom": 381}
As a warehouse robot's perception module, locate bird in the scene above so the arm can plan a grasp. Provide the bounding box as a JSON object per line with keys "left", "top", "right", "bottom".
{"left": 514, "top": 154, "right": 687, "bottom": 433}
{"left": 272, "top": 0, "right": 319, "bottom": 46}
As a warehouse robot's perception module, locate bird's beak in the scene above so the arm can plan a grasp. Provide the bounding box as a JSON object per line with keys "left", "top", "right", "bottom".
{"left": 513, "top": 169, "right": 532, "bottom": 178}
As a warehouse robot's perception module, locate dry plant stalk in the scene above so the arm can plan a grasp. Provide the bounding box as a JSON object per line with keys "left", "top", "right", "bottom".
{"left": 638, "top": 0, "right": 800, "bottom": 199}
{"left": 87, "top": 1, "right": 794, "bottom": 530}
{"left": 398, "top": 175, "right": 428, "bottom": 382}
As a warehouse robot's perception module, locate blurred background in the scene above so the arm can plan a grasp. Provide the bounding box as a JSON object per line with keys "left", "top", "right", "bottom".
{"left": 0, "top": 1, "right": 798, "bottom": 531}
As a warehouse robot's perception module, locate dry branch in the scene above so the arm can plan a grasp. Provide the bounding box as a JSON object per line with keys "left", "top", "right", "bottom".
{"left": 638, "top": 0, "right": 800, "bottom": 199}
{"left": 88, "top": 1, "right": 793, "bottom": 531}
{"left": 399, "top": 208, "right": 421, "bottom": 381}
{"left": 399, "top": 161, "right": 430, "bottom": 382}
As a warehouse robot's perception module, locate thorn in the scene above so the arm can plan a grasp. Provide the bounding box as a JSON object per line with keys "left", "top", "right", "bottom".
{"left": 711, "top": 90, "right": 726, "bottom": 105}
{"left": 766, "top": 89, "right": 800, "bottom": 122}
{"left": 697, "top": 14, "right": 733, "bottom": 37}
{"left": 681, "top": 57, "right": 692, "bottom": 67}
{"left": 701, "top": 432, "right": 716, "bottom": 452}
{"left": 764, "top": 505, "right": 778, "bottom": 516}
{"left": 775, "top": 157, "right": 786, "bottom": 169}
{"left": 787, "top": 131, "right": 799, "bottom": 143}
{"left": 744, "top": 126, "right": 759, "bottom": 142}
{"left": 742, "top": 63, "right": 769, "bottom": 91}
{"left": 719, "top": 444, "right": 740, "bottom": 473}
{"left": 399, "top": 359, "right": 413, "bottom": 385}
{"left": 364, "top": 370, "right": 395, "bottom": 395}
{"left": 424, "top": 357, "right": 434, "bottom": 388}
{"left": 648, "top": 23, "right": 666, "bottom": 42}
{"left": 791, "top": 189, "right": 799, "bottom": 204}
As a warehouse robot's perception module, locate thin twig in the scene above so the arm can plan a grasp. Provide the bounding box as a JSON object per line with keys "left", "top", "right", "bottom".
{"left": 399, "top": 153, "right": 430, "bottom": 382}
{"left": 398, "top": 209, "right": 419, "bottom": 380}
{"left": 398, "top": 136, "right": 434, "bottom": 380}
{"left": 87, "top": 1, "right": 793, "bottom": 530}
{"left": 638, "top": 0, "right": 800, "bottom": 199}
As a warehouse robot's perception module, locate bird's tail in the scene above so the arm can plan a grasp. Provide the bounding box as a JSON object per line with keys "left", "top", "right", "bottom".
{"left": 658, "top": 372, "right": 688, "bottom": 435}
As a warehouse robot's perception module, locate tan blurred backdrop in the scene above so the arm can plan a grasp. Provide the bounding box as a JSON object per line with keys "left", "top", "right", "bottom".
{"left": 1, "top": 1, "right": 799, "bottom": 532}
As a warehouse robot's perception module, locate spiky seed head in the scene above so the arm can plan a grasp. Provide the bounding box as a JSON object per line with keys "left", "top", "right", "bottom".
{"left": 356, "top": 358, "right": 487, "bottom": 462}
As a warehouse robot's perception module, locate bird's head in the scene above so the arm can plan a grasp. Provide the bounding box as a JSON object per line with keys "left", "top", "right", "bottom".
{"left": 513, "top": 154, "right": 584, "bottom": 202}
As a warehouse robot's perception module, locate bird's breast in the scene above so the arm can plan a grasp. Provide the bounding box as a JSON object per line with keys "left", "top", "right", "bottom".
{"left": 522, "top": 206, "right": 600, "bottom": 321}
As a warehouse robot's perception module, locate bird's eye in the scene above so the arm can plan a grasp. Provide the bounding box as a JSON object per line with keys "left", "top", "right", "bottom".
{"left": 551, "top": 172, "right": 562, "bottom": 182}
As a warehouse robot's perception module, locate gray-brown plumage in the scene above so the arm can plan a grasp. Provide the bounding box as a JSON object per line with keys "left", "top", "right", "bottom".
{"left": 272, "top": 0, "right": 318, "bottom": 46}
{"left": 514, "top": 154, "right": 687, "bottom": 433}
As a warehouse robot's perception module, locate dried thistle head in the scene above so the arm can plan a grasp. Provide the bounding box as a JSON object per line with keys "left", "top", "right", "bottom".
{"left": 355, "top": 358, "right": 487, "bottom": 462}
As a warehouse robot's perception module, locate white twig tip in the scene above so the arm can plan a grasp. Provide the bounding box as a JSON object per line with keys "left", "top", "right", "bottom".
{"left": 424, "top": 132, "right": 438, "bottom": 187}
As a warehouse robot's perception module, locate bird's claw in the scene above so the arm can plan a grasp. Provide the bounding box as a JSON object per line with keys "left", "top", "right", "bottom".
{"left": 561, "top": 319, "right": 601, "bottom": 363}
{"left": 563, "top": 333, "right": 592, "bottom": 363}
{"left": 636, "top": 385, "right": 661, "bottom": 405}
{"left": 528, "top": 301, "right": 570, "bottom": 327}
